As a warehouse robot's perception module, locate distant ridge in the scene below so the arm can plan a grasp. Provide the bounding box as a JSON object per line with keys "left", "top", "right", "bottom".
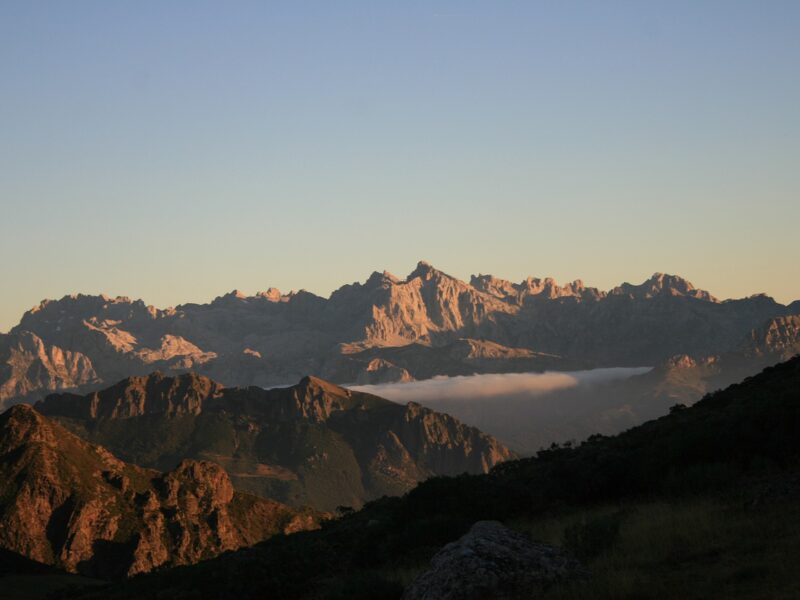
{"left": 2, "top": 262, "right": 797, "bottom": 405}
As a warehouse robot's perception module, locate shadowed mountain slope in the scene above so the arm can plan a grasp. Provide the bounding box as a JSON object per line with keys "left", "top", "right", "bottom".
{"left": 36, "top": 372, "right": 514, "bottom": 511}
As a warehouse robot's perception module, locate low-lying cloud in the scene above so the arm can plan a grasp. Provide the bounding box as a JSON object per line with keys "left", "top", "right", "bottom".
{"left": 351, "top": 367, "right": 651, "bottom": 405}
{"left": 352, "top": 367, "right": 652, "bottom": 455}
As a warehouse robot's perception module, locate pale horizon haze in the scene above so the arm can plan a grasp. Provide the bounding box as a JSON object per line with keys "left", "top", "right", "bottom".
{"left": 2, "top": 1, "right": 799, "bottom": 332}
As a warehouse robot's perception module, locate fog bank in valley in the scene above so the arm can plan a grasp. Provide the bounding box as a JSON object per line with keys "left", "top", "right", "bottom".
{"left": 352, "top": 368, "right": 652, "bottom": 455}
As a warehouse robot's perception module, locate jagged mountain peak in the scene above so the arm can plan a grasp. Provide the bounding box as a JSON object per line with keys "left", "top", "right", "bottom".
{"left": 294, "top": 374, "right": 351, "bottom": 397}
{"left": 611, "top": 272, "right": 717, "bottom": 301}
{"left": 27, "top": 293, "right": 149, "bottom": 315}
{"left": 256, "top": 287, "right": 283, "bottom": 301}
{"left": 363, "top": 270, "right": 401, "bottom": 288}
{"left": 407, "top": 260, "right": 453, "bottom": 282}
{"left": 470, "top": 272, "right": 602, "bottom": 302}
{"left": 212, "top": 289, "right": 251, "bottom": 304}
{"left": 286, "top": 375, "right": 393, "bottom": 422}
{"left": 36, "top": 370, "right": 223, "bottom": 420}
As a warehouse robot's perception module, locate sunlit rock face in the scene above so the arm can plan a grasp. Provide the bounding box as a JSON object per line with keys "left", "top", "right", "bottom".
{"left": 2, "top": 262, "right": 796, "bottom": 405}
{"left": 0, "top": 404, "right": 320, "bottom": 578}
{"left": 0, "top": 331, "right": 99, "bottom": 404}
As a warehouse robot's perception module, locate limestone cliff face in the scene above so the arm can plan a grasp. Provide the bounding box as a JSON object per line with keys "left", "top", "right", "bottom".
{"left": 743, "top": 315, "right": 800, "bottom": 358}
{"left": 0, "top": 332, "right": 99, "bottom": 406}
{"left": 470, "top": 273, "right": 604, "bottom": 303}
{"left": 37, "top": 373, "right": 515, "bottom": 512}
{"left": 354, "top": 262, "right": 515, "bottom": 346}
{"left": 0, "top": 404, "right": 319, "bottom": 578}
{"left": 3, "top": 263, "right": 794, "bottom": 400}
{"left": 37, "top": 371, "right": 224, "bottom": 420}
{"left": 395, "top": 402, "right": 515, "bottom": 474}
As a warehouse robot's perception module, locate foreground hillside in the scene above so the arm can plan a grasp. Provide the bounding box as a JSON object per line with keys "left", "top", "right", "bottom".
{"left": 0, "top": 405, "right": 319, "bottom": 579}
{"left": 63, "top": 355, "right": 800, "bottom": 599}
{"left": 2, "top": 262, "right": 796, "bottom": 405}
{"left": 36, "top": 372, "right": 513, "bottom": 511}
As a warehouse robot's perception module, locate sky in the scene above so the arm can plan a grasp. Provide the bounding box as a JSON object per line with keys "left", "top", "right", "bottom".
{"left": 1, "top": 1, "right": 799, "bottom": 332}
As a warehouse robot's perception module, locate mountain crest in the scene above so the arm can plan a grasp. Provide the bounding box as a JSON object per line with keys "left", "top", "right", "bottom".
{"left": 407, "top": 260, "right": 449, "bottom": 282}
{"left": 288, "top": 375, "right": 382, "bottom": 422}
{"left": 36, "top": 371, "right": 223, "bottom": 420}
{"left": 611, "top": 273, "right": 717, "bottom": 301}
{"left": 0, "top": 403, "right": 55, "bottom": 451}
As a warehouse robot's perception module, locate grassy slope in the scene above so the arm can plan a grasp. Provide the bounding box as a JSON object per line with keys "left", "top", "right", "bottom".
{"left": 521, "top": 497, "right": 800, "bottom": 600}
{"left": 54, "top": 356, "right": 800, "bottom": 598}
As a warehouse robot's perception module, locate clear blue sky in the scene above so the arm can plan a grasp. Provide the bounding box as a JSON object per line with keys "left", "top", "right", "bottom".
{"left": 2, "top": 1, "right": 799, "bottom": 331}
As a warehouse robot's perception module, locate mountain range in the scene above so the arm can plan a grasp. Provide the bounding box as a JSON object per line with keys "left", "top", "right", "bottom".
{"left": 2, "top": 262, "right": 797, "bottom": 407}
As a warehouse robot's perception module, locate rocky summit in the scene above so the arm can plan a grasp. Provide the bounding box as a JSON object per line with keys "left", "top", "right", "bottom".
{"left": 36, "top": 371, "right": 515, "bottom": 511}
{"left": 0, "top": 404, "right": 320, "bottom": 578}
{"left": 2, "top": 263, "right": 796, "bottom": 406}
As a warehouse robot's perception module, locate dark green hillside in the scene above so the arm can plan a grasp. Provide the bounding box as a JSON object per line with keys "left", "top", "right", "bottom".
{"left": 64, "top": 356, "right": 800, "bottom": 599}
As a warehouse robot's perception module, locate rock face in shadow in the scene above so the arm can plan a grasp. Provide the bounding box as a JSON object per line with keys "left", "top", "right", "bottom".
{"left": 2, "top": 263, "right": 796, "bottom": 405}
{"left": 403, "top": 521, "right": 586, "bottom": 600}
{"left": 0, "top": 404, "right": 319, "bottom": 578}
{"left": 36, "top": 372, "right": 515, "bottom": 512}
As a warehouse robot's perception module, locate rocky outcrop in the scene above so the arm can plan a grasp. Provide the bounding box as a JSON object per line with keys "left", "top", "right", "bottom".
{"left": 355, "top": 359, "right": 414, "bottom": 385}
{"left": 742, "top": 315, "right": 800, "bottom": 358}
{"left": 403, "top": 521, "right": 586, "bottom": 600}
{"left": 36, "top": 372, "right": 515, "bottom": 511}
{"left": 36, "top": 371, "right": 223, "bottom": 420}
{"left": 0, "top": 404, "right": 319, "bottom": 578}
